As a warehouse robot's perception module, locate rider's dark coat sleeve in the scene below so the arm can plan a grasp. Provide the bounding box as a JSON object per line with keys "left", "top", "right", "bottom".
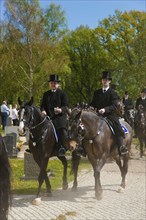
{"left": 90, "top": 88, "right": 119, "bottom": 117}
{"left": 40, "top": 89, "right": 68, "bottom": 129}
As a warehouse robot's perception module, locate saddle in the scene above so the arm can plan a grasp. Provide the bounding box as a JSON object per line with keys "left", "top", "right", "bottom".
{"left": 103, "top": 117, "right": 128, "bottom": 135}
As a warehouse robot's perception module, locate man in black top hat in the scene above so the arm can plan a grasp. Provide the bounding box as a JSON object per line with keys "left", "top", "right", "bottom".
{"left": 134, "top": 88, "right": 146, "bottom": 138}
{"left": 135, "top": 89, "right": 146, "bottom": 110}
{"left": 122, "top": 91, "right": 134, "bottom": 122}
{"left": 40, "top": 74, "right": 68, "bottom": 156}
{"left": 90, "top": 71, "right": 128, "bottom": 156}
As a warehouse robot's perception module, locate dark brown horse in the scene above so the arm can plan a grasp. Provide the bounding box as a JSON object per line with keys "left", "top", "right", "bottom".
{"left": 0, "top": 135, "right": 11, "bottom": 220}
{"left": 18, "top": 97, "right": 69, "bottom": 205}
{"left": 134, "top": 105, "right": 146, "bottom": 157}
{"left": 68, "top": 107, "right": 133, "bottom": 200}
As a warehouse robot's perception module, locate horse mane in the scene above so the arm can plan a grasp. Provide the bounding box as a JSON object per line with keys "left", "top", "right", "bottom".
{"left": 0, "top": 135, "right": 11, "bottom": 220}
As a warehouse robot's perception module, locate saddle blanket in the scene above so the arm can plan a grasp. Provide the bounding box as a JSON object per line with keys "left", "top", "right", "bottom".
{"left": 105, "top": 118, "right": 128, "bottom": 135}
{"left": 121, "top": 124, "right": 128, "bottom": 134}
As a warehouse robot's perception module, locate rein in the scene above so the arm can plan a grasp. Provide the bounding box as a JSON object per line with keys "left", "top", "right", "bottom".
{"left": 77, "top": 110, "right": 101, "bottom": 143}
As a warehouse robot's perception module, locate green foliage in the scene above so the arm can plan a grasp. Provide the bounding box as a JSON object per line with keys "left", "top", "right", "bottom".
{"left": 0, "top": 3, "right": 146, "bottom": 105}
{"left": 9, "top": 157, "right": 91, "bottom": 194}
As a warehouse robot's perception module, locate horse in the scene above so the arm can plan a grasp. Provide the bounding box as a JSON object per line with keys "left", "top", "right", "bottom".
{"left": 18, "top": 97, "right": 69, "bottom": 205}
{"left": 68, "top": 106, "right": 133, "bottom": 200}
{"left": 124, "top": 108, "right": 135, "bottom": 129}
{"left": 0, "top": 135, "right": 11, "bottom": 220}
{"left": 134, "top": 105, "right": 146, "bottom": 157}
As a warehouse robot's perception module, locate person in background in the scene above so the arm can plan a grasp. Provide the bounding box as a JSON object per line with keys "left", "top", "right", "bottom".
{"left": 40, "top": 74, "right": 69, "bottom": 156}
{"left": 90, "top": 71, "right": 128, "bottom": 156}
{"left": 134, "top": 88, "right": 146, "bottom": 138}
{"left": 0, "top": 100, "right": 10, "bottom": 130}
{"left": 122, "top": 91, "right": 134, "bottom": 122}
{"left": 12, "top": 104, "right": 19, "bottom": 126}
{"left": 135, "top": 89, "right": 146, "bottom": 110}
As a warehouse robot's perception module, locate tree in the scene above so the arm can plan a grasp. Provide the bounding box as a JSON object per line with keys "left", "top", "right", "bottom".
{"left": 95, "top": 10, "right": 146, "bottom": 98}
{"left": 0, "top": 0, "right": 69, "bottom": 104}
{"left": 63, "top": 26, "right": 115, "bottom": 106}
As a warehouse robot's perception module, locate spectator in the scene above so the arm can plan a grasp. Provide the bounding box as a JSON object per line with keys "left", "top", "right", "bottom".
{"left": 0, "top": 101, "right": 10, "bottom": 130}
{"left": 12, "top": 104, "right": 19, "bottom": 126}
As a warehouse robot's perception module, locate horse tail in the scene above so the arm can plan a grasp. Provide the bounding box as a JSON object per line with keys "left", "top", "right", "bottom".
{"left": 0, "top": 136, "right": 11, "bottom": 220}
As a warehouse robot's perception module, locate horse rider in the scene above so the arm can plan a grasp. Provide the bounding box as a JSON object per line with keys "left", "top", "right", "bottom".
{"left": 40, "top": 74, "right": 68, "bottom": 156}
{"left": 90, "top": 71, "right": 128, "bottom": 156}
{"left": 135, "top": 88, "right": 146, "bottom": 111}
{"left": 122, "top": 91, "right": 134, "bottom": 122}
{"left": 134, "top": 88, "right": 146, "bottom": 138}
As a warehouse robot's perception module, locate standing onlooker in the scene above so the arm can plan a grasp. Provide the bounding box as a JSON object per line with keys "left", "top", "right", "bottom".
{"left": 0, "top": 101, "right": 10, "bottom": 130}
{"left": 12, "top": 104, "right": 19, "bottom": 126}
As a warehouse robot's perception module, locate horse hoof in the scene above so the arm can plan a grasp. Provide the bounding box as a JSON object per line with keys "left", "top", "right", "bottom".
{"left": 95, "top": 192, "right": 103, "bottom": 200}
{"left": 71, "top": 186, "right": 77, "bottom": 192}
{"left": 62, "top": 183, "right": 68, "bottom": 190}
{"left": 117, "top": 186, "right": 125, "bottom": 193}
{"left": 32, "top": 197, "right": 41, "bottom": 205}
{"left": 44, "top": 192, "right": 52, "bottom": 197}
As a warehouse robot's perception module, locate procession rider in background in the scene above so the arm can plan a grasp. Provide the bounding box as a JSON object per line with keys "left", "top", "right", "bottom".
{"left": 134, "top": 88, "right": 146, "bottom": 138}
{"left": 122, "top": 91, "right": 134, "bottom": 123}
{"left": 90, "top": 71, "right": 128, "bottom": 156}
{"left": 40, "top": 74, "right": 68, "bottom": 156}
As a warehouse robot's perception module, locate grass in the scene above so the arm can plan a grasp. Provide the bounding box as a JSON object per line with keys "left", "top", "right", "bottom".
{"left": 10, "top": 157, "right": 91, "bottom": 195}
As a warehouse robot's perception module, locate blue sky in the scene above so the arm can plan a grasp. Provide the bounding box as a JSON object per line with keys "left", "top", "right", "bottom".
{"left": 0, "top": 0, "right": 145, "bottom": 30}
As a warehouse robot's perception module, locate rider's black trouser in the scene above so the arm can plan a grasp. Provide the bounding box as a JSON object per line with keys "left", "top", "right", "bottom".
{"left": 56, "top": 128, "right": 68, "bottom": 149}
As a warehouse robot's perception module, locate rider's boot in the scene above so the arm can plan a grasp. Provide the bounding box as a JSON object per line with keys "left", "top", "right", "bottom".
{"left": 117, "top": 136, "right": 128, "bottom": 156}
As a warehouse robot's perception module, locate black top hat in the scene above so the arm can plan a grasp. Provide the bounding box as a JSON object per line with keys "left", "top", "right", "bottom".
{"left": 141, "top": 88, "right": 146, "bottom": 93}
{"left": 101, "top": 71, "right": 112, "bottom": 80}
{"left": 48, "top": 74, "right": 60, "bottom": 82}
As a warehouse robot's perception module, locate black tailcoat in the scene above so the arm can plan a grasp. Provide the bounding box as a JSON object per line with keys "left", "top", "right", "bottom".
{"left": 90, "top": 88, "right": 124, "bottom": 136}
{"left": 40, "top": 89, "right": 68, "bottom": 129}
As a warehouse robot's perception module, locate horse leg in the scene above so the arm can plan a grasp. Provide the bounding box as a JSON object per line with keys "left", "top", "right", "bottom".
{"left": 139, "top": 138, "right": 143, "bottom": 158}
{"left": 88, "top": 154, "right": 106, "bottom": 200}
{"left": 71, "top": 151, "right": 81, "bottom": 191}
{"left": 115, "top": 155, "right": 128, "bottom": 191}
{"left": 57, "top": 156, "right": 68, "bottom": 190}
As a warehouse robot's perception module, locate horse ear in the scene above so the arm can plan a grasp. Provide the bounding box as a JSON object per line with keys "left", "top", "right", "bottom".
{"left": 18, "top": 97, "right": 22, "bottom": 106}
{"left": 28, "top": 96, "right": 34, "bottom": 106}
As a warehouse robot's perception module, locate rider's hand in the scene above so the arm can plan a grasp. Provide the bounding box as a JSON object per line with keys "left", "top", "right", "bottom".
{"left": 98, "top": 108, "right": 105, "bottom": 114}
{"left": 54, "top": 107, "right": 62, "bottom": 114}
{"left": 42, "top": 111, "right": 47, "bottom": 116}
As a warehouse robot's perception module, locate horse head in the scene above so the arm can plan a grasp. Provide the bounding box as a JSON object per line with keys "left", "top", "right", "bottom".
{"left": 68, "top": 107, "right": 84, "bottom": 151}
{"left": 18, "top": 97, "right": 35, "bottom": 135}
{"left": 68, "top": 106, "right": 99, "bottom": 152}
